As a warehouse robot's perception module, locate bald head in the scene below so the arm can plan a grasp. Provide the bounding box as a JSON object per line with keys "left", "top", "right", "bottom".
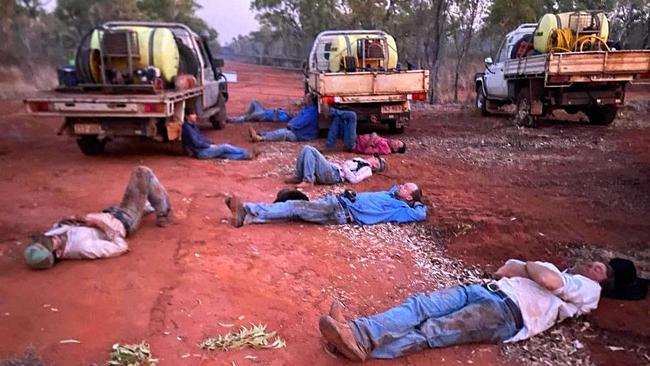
{"left": 396, "top": 183, "right": 422, "bottom": 203}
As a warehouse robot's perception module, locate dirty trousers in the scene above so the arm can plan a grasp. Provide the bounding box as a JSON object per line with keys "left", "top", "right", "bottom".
{"left": 106, "top": 166, "right": 172, "bottom": 235}
{"left": 326, "top": 108, "right": 357, "bottom": 150}
{"left": 229, "top": 100, "right": 268, "bottom": 123}
{"left": 260, "top": 128, "right": 298, "bottom": 142}
{"left": 196, "top": 144, "right": 251, "bottom": 160}
{"left": 350, "top": 284, "right": 520, "bottom": 359}
{"left": 295, "top": 146, "right": 342, "bottom": 184}
{"left": 243, "top": 195, "right": 348, "bottom": 225}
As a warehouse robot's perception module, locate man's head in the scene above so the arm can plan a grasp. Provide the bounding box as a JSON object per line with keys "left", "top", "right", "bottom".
{"left": 570, "top": 261, "right": 612, "bottom": 283}
{"left": 389, "top": 139, "right": 406, "bottom": 154}
{"left": 186, "top": 113, "right": 198, "bottom": 123}
{"left": 367, "top": 156, "right": 386, "bottom": 173}
{"left": 395, "top": 183, "right": 422, "bottom": 204}
{"left": 24, "top": 234, "right": 59, "bottom": 270}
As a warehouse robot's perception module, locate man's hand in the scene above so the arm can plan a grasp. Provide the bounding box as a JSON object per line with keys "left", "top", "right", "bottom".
{"left": 83, "top": 214, "right": 119, "bottom": 240}
{"left": 494, "top": 260, "right": 529, "bottom": 279}
{"left": 525, "top": 261, "right": 563, "bottom": 291}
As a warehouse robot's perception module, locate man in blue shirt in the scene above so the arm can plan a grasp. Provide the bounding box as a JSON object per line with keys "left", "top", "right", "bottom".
{"left": 224, "top": 183, "right": 426, "bottom": 227}
{"left": 228, "top": 100, "right": 292, "bottom": 123}
{"left": 182, "top": 113, "right": 255, "bottom": 160}
{"left": 248, "top": 94, "right": 319, "bottom": 143}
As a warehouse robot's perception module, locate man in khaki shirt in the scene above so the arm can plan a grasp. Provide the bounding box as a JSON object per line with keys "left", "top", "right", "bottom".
{"left": 24, "top": 166, "right": 173, "bottom": 269}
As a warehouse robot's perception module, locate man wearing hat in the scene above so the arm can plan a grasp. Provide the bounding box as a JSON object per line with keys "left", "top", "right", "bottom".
{"left": 285, "top": 145, "right": 386, "bottom": 188}
{"left": 601, "top": 257, "right": 648, "bottom": 301}
{"left": 24, "top": 166, "right": 173, "bottom": 269}
{"left": 317, "top": 258, "right": 626, "bottom": 361}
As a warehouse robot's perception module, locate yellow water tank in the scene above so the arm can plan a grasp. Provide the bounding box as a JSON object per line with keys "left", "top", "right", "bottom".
{"left": 534, "top": 11, "right": 609, "bottom": 53}
{"left": 325, "top": 34, "right": 398, "bottom": 72}
{"left": 89, "top": 26, "right": 180, "bottom": 83}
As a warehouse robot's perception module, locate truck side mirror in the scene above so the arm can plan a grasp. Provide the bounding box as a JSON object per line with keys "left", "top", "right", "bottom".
{"left": 484, "top": 57, "right": 493, "bottom": 66}
{"left": 212, "top": 58, "right": 225, "bottom": 68}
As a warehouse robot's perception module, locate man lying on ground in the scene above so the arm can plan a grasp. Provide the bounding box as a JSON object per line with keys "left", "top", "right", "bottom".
{"left": 248, "top": 94, "right": 319, "bottom": 143}
{"left": 285, "top": 145, "right": 386, "bottom": 188}
{"left": 182, "top": 113, "right": 256, "bottom": 160}
{"left": 24, "top": 166, "right": 173, "bottom": 269}
{"left": 323, "top": 104, "right": 357, "bottom": 151}
{"left": 353, "top": 132, "right": 406, "bottom": 155}
{"left": 228, "top": 100, "right": 292, "bottom": 123}
{"left": 317, "top": 257, "right": 640, "bottom": 362}
{"left": 225, "top": 183, "right": 425, "bottom": 227}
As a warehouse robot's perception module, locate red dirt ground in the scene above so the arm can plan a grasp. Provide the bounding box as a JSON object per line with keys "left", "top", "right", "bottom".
{"left": 0, "top": 62, "right": 649, "bottom": 365}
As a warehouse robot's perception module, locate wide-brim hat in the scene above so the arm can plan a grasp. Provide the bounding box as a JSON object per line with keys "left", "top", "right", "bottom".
{"left": 24, "top": 242, "right": 55, "bottom": 270}
{"left": 602, "top": 258, "right": 648, "bottom": 301}
{"left": 274, "top": 188, "right": 310, "bottom": 203}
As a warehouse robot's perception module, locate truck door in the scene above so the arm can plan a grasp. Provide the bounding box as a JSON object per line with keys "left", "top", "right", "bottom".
{"left": 198, "top": 39, "right": 219, "bottom": 108}
{"left": 484, "top": 36, "right": 510, "bottom": 99}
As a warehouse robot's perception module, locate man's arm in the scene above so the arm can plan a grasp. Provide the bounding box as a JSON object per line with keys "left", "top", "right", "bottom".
{"left": 525, "top": 261, "right": 564, "bottom": 291}
{"left": 494, "top": 259, "right": 530, "bottom": 279}
{"left": 344, "top": 166, "right": 372, "bottom": 184}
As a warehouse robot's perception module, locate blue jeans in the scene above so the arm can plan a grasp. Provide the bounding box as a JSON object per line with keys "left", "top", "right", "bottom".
{"left": 243, "top": 195, "right": 349, "bottom": 225}
{"left": 260, "top": 128, "right": 298, "bottom": 142}
{"left": 326, "top": 108, "right": 357, "bottom": 150}
{"left": 295, "top": 145, "right": 342, "bottom": 184}
{"left": 229, "top": 100, "right": 268, "bottom": 123}
{"left": 196, "top": 144, "right": 251, "bottom": 160}
{"left": 350, "top": 284, "right": 520, "bottom": 359}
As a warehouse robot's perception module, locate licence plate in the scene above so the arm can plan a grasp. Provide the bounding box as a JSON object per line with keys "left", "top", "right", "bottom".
{"left": 381, "top": 105, "right": 403, "bottom": 114}
{"left": 74, "top": 123, "right": 102, "bottom": 135}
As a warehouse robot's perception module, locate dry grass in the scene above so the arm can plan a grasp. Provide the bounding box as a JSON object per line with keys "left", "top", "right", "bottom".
{"left": 0, "top": 65, "right": 56, "bottom": 99}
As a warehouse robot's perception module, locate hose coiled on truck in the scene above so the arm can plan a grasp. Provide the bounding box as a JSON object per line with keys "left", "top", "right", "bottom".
{"left": 548, "top": 28, "right": 610, "bottom": 53}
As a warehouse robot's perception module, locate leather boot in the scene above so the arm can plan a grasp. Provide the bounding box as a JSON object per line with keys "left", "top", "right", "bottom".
{"left": 319, "top": 315, "right": 367, "bottom": 362}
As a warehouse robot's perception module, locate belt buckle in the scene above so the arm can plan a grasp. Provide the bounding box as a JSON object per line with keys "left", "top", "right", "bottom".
{"left": 487, "top": 282, "right": 499, "bottom": 292}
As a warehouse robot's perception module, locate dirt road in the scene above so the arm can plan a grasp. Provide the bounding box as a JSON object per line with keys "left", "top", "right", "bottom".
{"left": 0, "top": 62, "right": 648, "bottom": 365}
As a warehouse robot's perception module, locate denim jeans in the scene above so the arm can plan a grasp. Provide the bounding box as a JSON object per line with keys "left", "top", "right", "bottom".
{"left": 196, "top": 144, "right": 251, "bottom": 160}
{"left": 326, "top": 109, "right": 357, "bottom": 150}
{"left": 295, "top": 145, "right": 342, "bottom": 184}
{"left": 106, "top": 166, "right": 172, "bottom": 235}
{"left": 350, "top": 284, "right": 520, "bottom": 359}
{"left": 229, "top": 100, "right": 268, "bottom": 123}
{"left": 243, "top": 195, "right": 349, "bottom": 225}
{"left": 260, "top": 128, "right": 298, "bottom": 142}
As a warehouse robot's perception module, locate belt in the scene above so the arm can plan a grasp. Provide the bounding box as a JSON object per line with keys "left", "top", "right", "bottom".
{"left": 102, "top": 207, "right": 132, "bottom": 233}
{"left": 484, "top": 283, "right": 524, "bottom": 331}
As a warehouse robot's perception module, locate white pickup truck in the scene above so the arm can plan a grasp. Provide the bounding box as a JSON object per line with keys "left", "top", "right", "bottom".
{"left": 24, "top": 21, "right": 228, "bottom": 155}
{"left": 475, "top": 23, "right": 650, "bottom": 126}
{"left": 305, "top": 30, "right": 429, "bottom": 133}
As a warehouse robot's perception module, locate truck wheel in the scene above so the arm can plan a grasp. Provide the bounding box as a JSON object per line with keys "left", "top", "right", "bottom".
{"left": 476, "top": 86, "right": 489, "bottom": 116}
{"left": 76, "top": 136, "right": 106, "bottom": 156}
{"left": 586, "top": 105, "right": 618, "bottom": 125}
{"left": 514, "top": 90, "right": 536, "bottom": 127}
{"left": 210, "top": 97, "right": 227, "bottom": 129}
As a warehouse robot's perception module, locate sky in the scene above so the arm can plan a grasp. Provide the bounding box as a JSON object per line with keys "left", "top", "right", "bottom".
{"left": 197, "top": 0, "right": 260, "bottom": 44}
{"left": 43, "top": 0, "right": 261, "bottom": 45}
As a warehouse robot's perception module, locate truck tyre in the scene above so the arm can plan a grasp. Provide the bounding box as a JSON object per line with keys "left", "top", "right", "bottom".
{"left": 76, "top": 136, "right": 106, "bottom": 155}
{"left": 514, "top": 89, "right": 536, "bottom": 127}
{"left": 210, "top": 97, "right": 227, "bottom": 129}
{"left": 586, "top": 105, "right": 618, "bottom": 125}
{"left": 476, "top": 86, "right": 489, "bottom": 116}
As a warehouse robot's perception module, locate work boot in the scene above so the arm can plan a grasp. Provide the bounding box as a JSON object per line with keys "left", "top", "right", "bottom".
{"left": 319, "top": 315, "right": 367, "bottom": 362}
{"left": 249, "top": 146, "right": 261, "bottom": 160}
{"left": 284, "top": 176, "right": 302, "bottom": 184}
{"left": 225, "top": 195, "right": 247, "bottom": 227}
{"left": 329, "top": 300, "right": 346, "bottom": 323}
{"left": 296, "top": 181, "right": 314, "bottom": 188}
{"left": 248, "top": 127, "right": 262, "bottom": 143}
{"left": 156, "top": 208, "right": 174, "bottom": 227}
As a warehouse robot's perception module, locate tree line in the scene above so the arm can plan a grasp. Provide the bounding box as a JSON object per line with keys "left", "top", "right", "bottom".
{"left": 227, "top": 0, "right": 650, "bottom": 103}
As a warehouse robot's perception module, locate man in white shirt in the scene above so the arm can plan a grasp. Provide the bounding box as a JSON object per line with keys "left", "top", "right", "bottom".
{"left": 318, "top": 258, "right": 613, "bottom": 361}
{"left": 23, "top": 166, "right": 173, "bottom": 269}
{"left": 284, "top": 145, "right": 386, "bottom": 188}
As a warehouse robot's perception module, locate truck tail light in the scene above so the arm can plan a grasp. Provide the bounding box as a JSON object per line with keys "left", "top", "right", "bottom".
{"left": 321, "top": 96, "right": 335, "bottom": 105}
{"left": 548, "top": 75, "right": 570, "bottom": 83}
{"left": 144, "top": 103, "right": 166, "bottom": 113}
{"left": 30, "top": 102, "right": 51, "bottom": 112}
{"left": 410, "top": 92, "right": 427, "bottom": 101}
